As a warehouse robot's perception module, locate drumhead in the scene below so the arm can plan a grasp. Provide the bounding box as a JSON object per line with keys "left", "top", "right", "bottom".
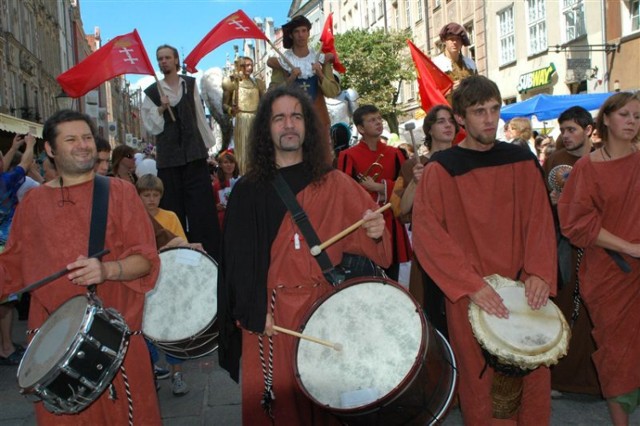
{"left": 18, "top": 296, "right": 89, "bottom": 388}
{"left": 143, "top": 247, "right": 218, "bottom": 341}
{"left": 296, "top": 279, "right": 425, "bottom": 410}
{"left": 469, "top": 274, "right": 570, "bottom": 370}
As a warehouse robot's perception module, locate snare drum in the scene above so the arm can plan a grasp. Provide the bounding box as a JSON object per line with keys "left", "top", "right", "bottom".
{"left": 142, "top": 247, "right": 218, "bottom": 359}
{"left": 17, "top": 295, "right": 129, "bottom": 414}
{"left": 295, "top": 278, "right": 457, "bottom": 425}
{"left": 469, "top": 274, "right": 570, "bottom": 418}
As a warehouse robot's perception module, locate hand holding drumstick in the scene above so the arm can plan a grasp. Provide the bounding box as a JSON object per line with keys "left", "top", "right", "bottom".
{"left": 310, "top": 203, "right": 390, "bottom": 256}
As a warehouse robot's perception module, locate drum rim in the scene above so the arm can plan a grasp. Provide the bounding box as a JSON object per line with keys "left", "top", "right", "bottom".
{"left": 17, "top": 295, "right": 130, "bottom": 414}
{"left": 17, "top": 295, "right": 92, "bottom": 387}
{"left": 468, "top": 274, "right": 570, "bottom": 370}
{"left": 293, "top": 276, "right": 428, "bottom": 414}
{"left": 143, "top": 246, "right": 218, "bottom": 342}
{"left": 158, "top": 245, "right": 218, "bottom": 264}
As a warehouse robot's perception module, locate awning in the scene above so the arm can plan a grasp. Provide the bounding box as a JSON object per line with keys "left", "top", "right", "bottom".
{"left": 0, "top": 113, "right": 43, "bottom": 138}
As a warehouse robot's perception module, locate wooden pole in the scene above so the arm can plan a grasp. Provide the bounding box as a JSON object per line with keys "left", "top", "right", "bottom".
{"left": 154, "top": 76, "right": 176, "bottom": 122}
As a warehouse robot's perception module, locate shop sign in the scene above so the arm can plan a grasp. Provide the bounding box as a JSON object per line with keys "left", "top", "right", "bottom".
{"left": 517, "top": 63, "right": 556, "bottom": 93}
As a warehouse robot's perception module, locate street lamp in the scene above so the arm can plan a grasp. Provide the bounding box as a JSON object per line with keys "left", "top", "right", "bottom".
{"left": 55, "top": 91, "right": 75, "bottom": 111}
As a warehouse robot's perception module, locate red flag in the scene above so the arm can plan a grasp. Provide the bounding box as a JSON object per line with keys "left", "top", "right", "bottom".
{"left": 407, "top": 40, "right": 466, "bottom": 143}
{"left": 407, "top": 40, "right": 453, "bottom": 111}
{"left": 184, "top": 10, "right": 268, "bottom": 73}
{"left": 319, "top": 13, "right": 346, "bottom": 74}
{"left": 57, "top": 30, "right": 155, "bottom": 98}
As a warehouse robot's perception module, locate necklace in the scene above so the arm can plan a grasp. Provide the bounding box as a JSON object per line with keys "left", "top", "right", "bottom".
{"left": 601, "top": 144, "right": 637, "bottom": 161}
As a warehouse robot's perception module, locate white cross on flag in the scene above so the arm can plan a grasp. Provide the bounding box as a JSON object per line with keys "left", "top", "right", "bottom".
{"left": 57, "top": 29, "right": 155, "bottom": 98}
{"left": 184, "top": 10, "right": 268, "bottom": 73}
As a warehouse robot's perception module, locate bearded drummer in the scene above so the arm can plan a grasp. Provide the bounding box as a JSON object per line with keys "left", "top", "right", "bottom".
{"left": 218, "top": 86, "right": 391, "bottom": 425}
{"left": 0, "top": 110, "right": 162, "bottom": 425}
{"left": 412, "top": 75, "right": 557, "bottom": 424}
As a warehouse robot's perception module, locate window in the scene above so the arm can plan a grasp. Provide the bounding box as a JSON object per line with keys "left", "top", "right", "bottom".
{"left": 527, "top": 0, "right": 547, "bottom": 55}
{"left": 562, "top": 0, "right": 586, "bottom": 42}
{"left": 417, "top": 0, "right": 423, "bottom": 21}
{"left": 498, "top": 6, "right": 516, "bottom": 65}
{"left": 434, "top": 0, "right": 442, "bottom": 9}
{"left": 378, "top": 1, "right": 384, "bottom": 19}
{"left": 394, "top": 4, "right": 401, "bottom": 30}
{"left": 464, "top": 23, "right": 476, "bottom": 62}
{"left": 623, "top": 0, "right": 640, "bottom": 34}
{"left": 405, "top": 0, "right": 411, "bottom": 26}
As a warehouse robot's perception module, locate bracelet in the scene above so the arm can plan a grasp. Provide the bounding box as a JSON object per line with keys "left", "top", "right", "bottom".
{"left": 115, "top": 260, "right": 123, "bottom": 280}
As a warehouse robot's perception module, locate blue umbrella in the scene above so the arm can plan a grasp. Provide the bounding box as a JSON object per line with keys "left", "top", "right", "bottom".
{"left": 500, "top": 92, "right": 614, "bottom": 121}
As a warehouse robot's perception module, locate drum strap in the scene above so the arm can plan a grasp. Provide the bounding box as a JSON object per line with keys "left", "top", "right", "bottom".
{"left": 87, "top": 175, "right": 110, "bottom": 293}
{"left": 272, "top": 174, "right": 343, "bottom": 285}
{"left": 89, "top": 175, "right": 110, "bottom": 258}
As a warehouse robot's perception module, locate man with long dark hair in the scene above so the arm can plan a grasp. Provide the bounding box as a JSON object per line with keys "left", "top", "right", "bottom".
{"left": 218, "top": 86, "right": 391, "bottom": 425}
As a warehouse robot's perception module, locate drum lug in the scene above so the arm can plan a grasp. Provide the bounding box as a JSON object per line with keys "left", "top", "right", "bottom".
{"left": 79, "top": 376, "right": 97, "bottom": 390}
{"left": 61, "top": 365, "right": 82, "bottom": 380}
{"left": 82, "top": 333, "right": 102, "bottom": 349}
{"left": 101, "top": 346, "right": 118, "bottom": 358}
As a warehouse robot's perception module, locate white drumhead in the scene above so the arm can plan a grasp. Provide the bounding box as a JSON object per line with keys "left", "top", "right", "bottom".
{"left": 469, "top": 274, "right": 570, "bottom": 370}
{"left": 143, "top": 248, "right": 218, "bottom": 341}
{"left": 296, "top": 280, "right": 424, "bottom": 410}
{"left": 18, "top": 296, "right": 89, "bottom": 388}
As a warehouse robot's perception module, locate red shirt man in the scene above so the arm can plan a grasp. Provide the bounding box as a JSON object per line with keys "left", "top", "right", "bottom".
{"left": 337, "top": 104, "right": 412, "bottom": 280}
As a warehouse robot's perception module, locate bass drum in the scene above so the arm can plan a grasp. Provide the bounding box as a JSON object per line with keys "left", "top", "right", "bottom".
{"left": 143, "top": 247, "right": 218, "bottom": 359}
{"left": 295, "top": 277, "right": 457, "bottom": 425}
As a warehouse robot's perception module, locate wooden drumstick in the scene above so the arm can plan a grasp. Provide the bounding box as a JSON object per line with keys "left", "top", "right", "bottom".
{"left": 310, "top": 203, "right": 392, "bottom": 256}
{"left": 273, "top": 325, "right": 343, "bottom": 351}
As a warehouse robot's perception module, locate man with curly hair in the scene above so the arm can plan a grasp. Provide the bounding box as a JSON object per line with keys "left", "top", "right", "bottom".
{"left": 218, "top": 85, "right": 391, "bottom": 425}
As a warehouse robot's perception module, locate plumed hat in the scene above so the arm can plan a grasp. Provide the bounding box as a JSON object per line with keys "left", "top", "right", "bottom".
{"left": 282, "top": 15, "right": 312, "bottom": 49}
{"left": 439, "top": 22, "right": 470, "bottom": 46}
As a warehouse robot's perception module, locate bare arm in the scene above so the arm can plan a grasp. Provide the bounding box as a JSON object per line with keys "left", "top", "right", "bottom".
{"left": 18, "top": 134, "right": 36, "bottom": 172}
{"left": 66, "top": 254, "right": 151, "bottom": 286}
{"left": 595, "top": 228, "right": 640, "bottom": 258}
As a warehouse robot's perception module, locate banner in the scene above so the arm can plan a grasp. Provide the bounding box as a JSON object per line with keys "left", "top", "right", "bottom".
{"left": 184, "top": 10, "right": 268, "bottom": 73}
{"left": 319, "top": 13, "right": 346, "bottom": 73}
{"left": 57, "top": 30, "right": 155, "bottom": 98}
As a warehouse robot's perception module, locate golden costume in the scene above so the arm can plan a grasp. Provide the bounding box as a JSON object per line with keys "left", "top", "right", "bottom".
{"left": 222, "top": 76, "right": 265, "bottom": 173}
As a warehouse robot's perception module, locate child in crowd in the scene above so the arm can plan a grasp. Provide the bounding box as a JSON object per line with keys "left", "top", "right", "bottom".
{"left": 136, "top": 174, "right": 189, "bottom": 396}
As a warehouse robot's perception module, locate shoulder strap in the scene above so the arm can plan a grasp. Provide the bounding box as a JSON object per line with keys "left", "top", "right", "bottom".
{"left": 271, "top": 174, "right": 342, "bottom": 285}
{"left": 89, "top": 175, "right": 110, "bottom": 257}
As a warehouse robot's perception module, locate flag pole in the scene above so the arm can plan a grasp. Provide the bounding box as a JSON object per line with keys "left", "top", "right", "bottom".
{"left": 266, "top": 39, "right": 295, "bottom": 69}
{"left": 154, "top": 76, "right": 176, "bottom": 122}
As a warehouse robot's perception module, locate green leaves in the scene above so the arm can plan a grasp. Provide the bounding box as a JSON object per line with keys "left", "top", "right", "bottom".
{"left": 335, "top": 29, "right": 414, "bottom": 132}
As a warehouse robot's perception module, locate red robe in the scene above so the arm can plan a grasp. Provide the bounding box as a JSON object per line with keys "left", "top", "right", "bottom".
{"left": 543, "top": 148, "right": 600, "bottom": 395}
{"left": 412, "top": 144, "right": 557, "bottom": 425}
{"left": 337, "top": 140, "right": 412, "bottom": 264}
{"left": 239, "top": 170, "right": 392, "bottom": 425}
{"left": 0, "top": 178, "right": 161, "bottom": 425}
{"left": 558, "top": 152, "right": 640, "bottom": 398}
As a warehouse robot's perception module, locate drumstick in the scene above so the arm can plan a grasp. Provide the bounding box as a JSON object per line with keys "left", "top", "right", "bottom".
{"left": 310, "top": 203, "right": 391, "bottom": 256}
{"left": 273, "top": 325, "right": 343, "bottom": 351}
{"left": 9, "top": 249, "right": 111, "bottom": 298}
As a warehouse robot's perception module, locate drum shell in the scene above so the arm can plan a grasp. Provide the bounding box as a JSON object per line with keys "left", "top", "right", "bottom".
{"left": 17, "top": 295, "right": 129, "bottom": 414}
{"left": 143, "top": 247, "right": 219, "bottom": 359}
{"left": 294, "top": 277, "right": 457, "bottom": 425}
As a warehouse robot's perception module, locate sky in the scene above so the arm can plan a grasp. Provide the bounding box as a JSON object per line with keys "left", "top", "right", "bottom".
{"left": 80, "top": 0, "right": 292, "bottom": 90}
